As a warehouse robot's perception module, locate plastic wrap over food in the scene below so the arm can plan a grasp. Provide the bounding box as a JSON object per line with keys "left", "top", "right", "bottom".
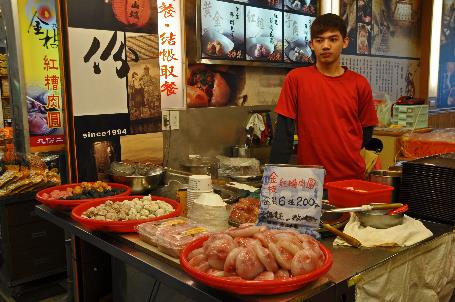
{"left": 110, "top": 161, "right": 161, "bottom": 176}
{"left": 136, "top": 217, "right": 192, "bottom": 246}
{"left": 401, "top": 128, "right": 455, "bottom": 158}
{"left": 216, "top": 155, "right": 261, "bottom": 177}
{"left": 136, "top": 217, "right": 210, "bottom": 258}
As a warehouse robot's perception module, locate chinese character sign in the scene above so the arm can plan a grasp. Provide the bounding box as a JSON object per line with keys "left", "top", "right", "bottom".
{"left": 82, "top": 30, "right": 139, "bottom": 79}
{"left": 157, "top": 0, "right": 184, "bottom": 109}
{"left": 341, "top": 55, "right": 420, "bottom": 102}
{"left": 18, "top": 0, "right": 65, "bottom": 149}
{"left": 258, "top": 165, "right": 325, "bottom": 234}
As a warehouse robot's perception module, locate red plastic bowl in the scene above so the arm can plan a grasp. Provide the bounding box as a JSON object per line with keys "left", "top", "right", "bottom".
{"left": 179, "top": 236, "right": 333, "bottom": 295}
{"left": 71, "top": 195, "right": 181, "bottom": 233}
{"left": 36, "top": 183, "right": 132, "bottom": 210}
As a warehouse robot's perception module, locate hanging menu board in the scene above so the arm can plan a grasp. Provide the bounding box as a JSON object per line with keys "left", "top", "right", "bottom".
{"left": 199, "top": 0, "right": 317, "bottom": 65}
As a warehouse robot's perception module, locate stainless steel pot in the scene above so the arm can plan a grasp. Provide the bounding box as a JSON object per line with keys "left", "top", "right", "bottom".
{"left": 180, "top": 157, "right": 217, "bottom": 176}
{"left": 108, "top": 166, "right": 164, "bottom": 194}
{"left": 181, "top": 163, "right": 211, "bottom": 175}
{"left": 369, "top": 170, "right": 402, "bottom": 202}
{"left": 231, "top": 145, "right": 251, "bottom": 158}
{"left": 356, "top": 202, "right": 405, "bottom": 229}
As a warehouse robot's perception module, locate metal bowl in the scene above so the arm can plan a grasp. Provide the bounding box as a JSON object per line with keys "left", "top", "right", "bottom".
{"left": 108, "top": 167, "right": 164, "bottom": 194}
{"left": 356, "top": 207, "right": 404, "bottom": 229}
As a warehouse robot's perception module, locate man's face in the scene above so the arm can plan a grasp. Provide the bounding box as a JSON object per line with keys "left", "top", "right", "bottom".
{"left": 310, "top": 30, "right": 349, "bottom": 65}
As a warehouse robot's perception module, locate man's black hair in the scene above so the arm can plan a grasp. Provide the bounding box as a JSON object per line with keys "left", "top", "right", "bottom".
{"left": 310, "top": 13, "right": 347, "bottom": 39}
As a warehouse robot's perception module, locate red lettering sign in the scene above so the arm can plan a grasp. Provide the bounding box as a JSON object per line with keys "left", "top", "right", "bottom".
{"left": 47, "top": 111, "right": 61, "bottom": 128}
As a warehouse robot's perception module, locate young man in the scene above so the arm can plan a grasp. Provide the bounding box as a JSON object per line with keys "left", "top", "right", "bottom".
{"left": 270, "top": 13, "right": 378, "bottom": 183}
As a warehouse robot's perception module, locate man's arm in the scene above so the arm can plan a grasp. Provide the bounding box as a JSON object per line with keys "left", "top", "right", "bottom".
{"left": 269, "top": 114, "right": 295, "bottom": 164}
{"left": 362, "top": 126, "right": 374, "bottom": 148}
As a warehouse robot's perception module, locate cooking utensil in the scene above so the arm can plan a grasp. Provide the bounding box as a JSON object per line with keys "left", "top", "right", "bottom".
{"left": 317, "top": 201, "right": 350, "bottom": 236}
{"left": 231, "top": 145, "right": 251, "bottom": 158}
{"left": 180, "top": 156, "right": 216, "bottom": 175}
{"left": 108, "top": 166, "right": 164, "bottom": 194}
{"left": 322, "top": 224, "right": 361, "bottom": 248}
{"left": 229, "top": 174, "right": 262, "bottom": 182}
{"left": 325, "top": 203, "right": 403, "bottom": 213}
{"left": 356, "top": 203, "right": 405, "bottom": 229}
{"left": 388, "top": 204, "right": 408, "bottom": 215}
{"left": 369, "top": 170, "right": 402, "bottom": 202}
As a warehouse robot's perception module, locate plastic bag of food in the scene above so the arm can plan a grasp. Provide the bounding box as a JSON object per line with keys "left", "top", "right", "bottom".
{"left": 136, "top": 217, "right": 192, "bottom": 246}
{"left": 401, "top": 128, "right": 455, "bottom": 158}
{"left": 136, "top": 217, "right": 210, "bottom": 258}
{"left": 155, "top": 223, "right": 210, "bottom": 258}
{"left": 373, "top": 92, "right": 393, "bottom": 127}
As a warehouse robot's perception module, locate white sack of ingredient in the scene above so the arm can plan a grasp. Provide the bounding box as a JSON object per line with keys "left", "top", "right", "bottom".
{"left": 257, "top": 165, "right": 325, "bottom": 238}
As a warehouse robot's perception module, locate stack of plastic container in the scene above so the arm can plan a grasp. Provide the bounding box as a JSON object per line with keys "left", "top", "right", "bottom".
{"left": 186, "top": 175, "right": 213, "bottom": 213}
{"left": 392, "top": 104, "right": 429, "bottom": 128}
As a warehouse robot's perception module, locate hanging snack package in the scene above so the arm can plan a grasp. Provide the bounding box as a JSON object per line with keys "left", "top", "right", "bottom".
{"left": 257, "top": 164, "right": 325, "bottom": 238}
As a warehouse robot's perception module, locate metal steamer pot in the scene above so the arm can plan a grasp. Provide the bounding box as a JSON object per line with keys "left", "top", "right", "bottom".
{"left": 180, "top": 157, "right": 214, "bottom": 175}
{"left": 108, "top": 166, "right": 165, "bottom": 194}
{"left": 369, "top": 170, "right": 402, "bottom": 202}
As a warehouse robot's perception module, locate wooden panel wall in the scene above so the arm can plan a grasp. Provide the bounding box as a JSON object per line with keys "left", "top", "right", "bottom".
{"left": 418, "top": 0, "right": 433, "bottom": 98}
{"left": 428, "top": 111, "right": 455, "bottom": 128}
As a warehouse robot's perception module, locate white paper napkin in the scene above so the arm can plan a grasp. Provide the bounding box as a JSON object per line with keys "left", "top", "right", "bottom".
{"left": 333, "top": 213, "right": 433, "bottom": 247}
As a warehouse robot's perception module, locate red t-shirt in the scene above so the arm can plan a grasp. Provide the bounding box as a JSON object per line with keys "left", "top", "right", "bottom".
{"left": 275, "top": 65, "right": 378, "bottom": 182}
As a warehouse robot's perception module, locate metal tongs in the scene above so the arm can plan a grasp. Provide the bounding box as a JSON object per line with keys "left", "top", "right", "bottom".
{"left": 325, "top": 203, "right": 403, "bottom": 213}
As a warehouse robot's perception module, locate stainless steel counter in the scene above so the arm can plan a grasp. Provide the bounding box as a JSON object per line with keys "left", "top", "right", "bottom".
{"left": 35, "top": 205, "right": 453, "bottom": 302}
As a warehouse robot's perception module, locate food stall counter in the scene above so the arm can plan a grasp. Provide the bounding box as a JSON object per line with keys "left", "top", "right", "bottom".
{"left": 35, "top": 205, "right": 454, "bottom": 302}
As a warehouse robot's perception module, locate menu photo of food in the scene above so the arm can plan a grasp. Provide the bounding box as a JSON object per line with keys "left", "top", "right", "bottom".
{"left": 186, "top": 64, "right": 245, "bottom": 108}
{"left": 284, "top": 12, "right": 315, "bottom": 64}
{"left": 26, "top": 91, "right": 63, "bottom": 137}
{"left": 284, "top": 0, "right": 317, "bottom": 16}
{"left": 200, "top": 0, "right": 245, "bottom": 60}
{"left": 243, "top": 0, "right": 283, "bottom": 9}
{"left": 245, "top": 6, "right": 283, "bottom": 62}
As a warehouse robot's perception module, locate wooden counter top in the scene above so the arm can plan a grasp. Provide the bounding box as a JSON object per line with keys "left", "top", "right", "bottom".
{"left": 373, "top": 127, "right": 432, "bottom": 137}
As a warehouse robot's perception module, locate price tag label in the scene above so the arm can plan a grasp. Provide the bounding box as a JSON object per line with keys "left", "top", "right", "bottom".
{"left": 258, "top": 165, "right": 325, "bottom": 234}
